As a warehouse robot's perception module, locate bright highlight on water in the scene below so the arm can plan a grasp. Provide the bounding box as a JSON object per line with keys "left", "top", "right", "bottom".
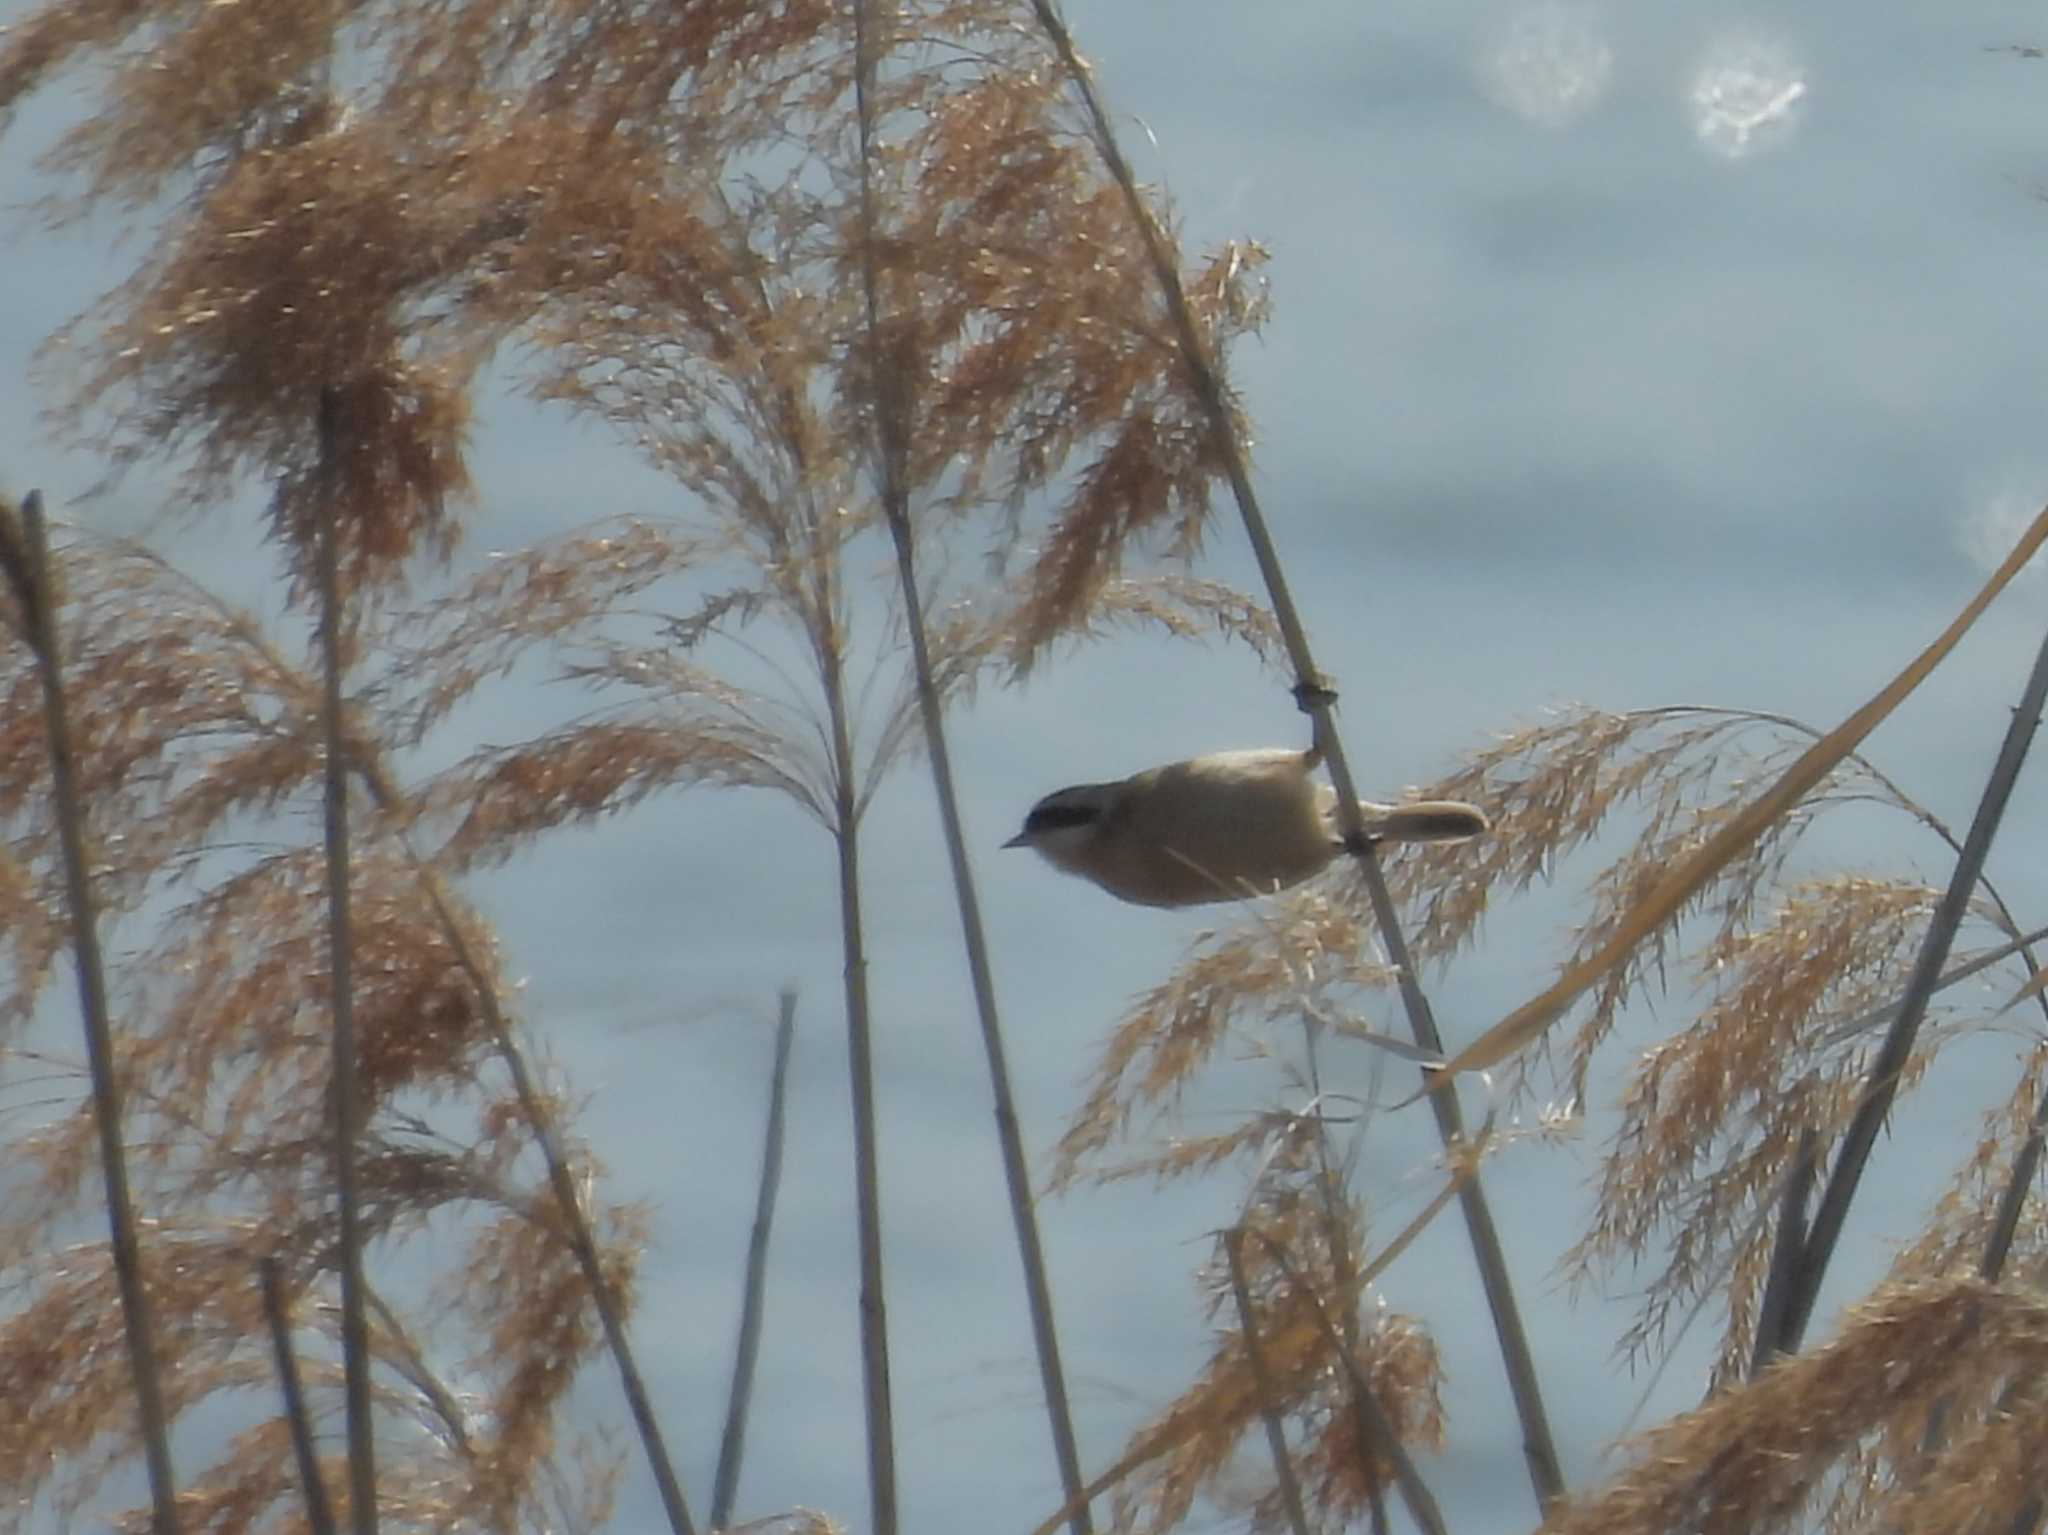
{"left": 1690, "top": 34, "right": 1808, "bottom": 158}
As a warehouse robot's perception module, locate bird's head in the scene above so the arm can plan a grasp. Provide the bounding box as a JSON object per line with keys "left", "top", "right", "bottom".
{"left": 1003, "top": 781, "right": 1120, "bottom": 870}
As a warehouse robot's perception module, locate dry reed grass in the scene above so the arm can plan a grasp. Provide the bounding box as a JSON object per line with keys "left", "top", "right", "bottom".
{"left": 1052, "top": 698, "right": 2048, "bottom": 1531}
{"left": 1, "top": 0, "right": 1276, "bottom": 1528}
{"left": 9, "top": 0, "right": 2048, "bottom": 1531}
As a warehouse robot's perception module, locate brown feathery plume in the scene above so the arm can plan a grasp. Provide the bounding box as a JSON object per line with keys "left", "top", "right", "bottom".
{"left": 1361, "top": 702, "right": 2048, "bottom": 1385}
{"left": 1052, "top": 672, "right": 2048, "bottom": 1532}
{"left": 1566, "top": 876, "right": 1948, "bottom": 1381}
{"left": 1384, "top": 704, "right": 2048, "bottom": 1104}
{"left": 5, "top": 2, "right": 1274, "bottom": 1530}
{"left": 52, "top": 108, "right": 483, "bottom": 591}
{"left": 0, "top": 529, "right": 325, "bottom": 1033}
{"left": 1765, "top": 625, "right": 2048, "bottom": 1358}
{"left": 1040, "top": 881, "right": 1493, "bottom": 1535}
{"left": 1221, "top": 1227, "right": 1313, "bottom": 1535}
{"left": 1107, "top": 1167, "right": 1444, "bottom": 1535}
{"left": 1534, "top": 1277, "right": 2048, "bottom": 1535}
{"left": 0, "top": 531, "right": 638, "bottom": 1529}
{"left": 1890, "top": 1042, "right": 2048, "bottom": 1292}
{"left": 1436, "top": 506, "right": 2048, "bottom": 1086}
{"left": 1049, "top": 885, "right": 1392, "bottom": 1194}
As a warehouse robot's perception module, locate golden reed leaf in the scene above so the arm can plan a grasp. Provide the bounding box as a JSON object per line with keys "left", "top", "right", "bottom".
{"left": 1424, "top": 502, "right": 2048, "bottom": 1088}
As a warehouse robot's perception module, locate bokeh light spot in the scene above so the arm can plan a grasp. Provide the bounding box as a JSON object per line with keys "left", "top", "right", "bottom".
{"left": 1689, "top": 34, "right": 1807, "bottom": 159}
{"left": 1479, "top": 4, "right": 1616, "bottom": 128}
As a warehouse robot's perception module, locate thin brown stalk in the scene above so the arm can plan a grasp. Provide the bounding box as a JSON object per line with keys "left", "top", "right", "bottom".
{"left": 820, "top": 583, "right": 898, "bottom": 1535}
{"left": 712, "top": 988, "right": 799, "bottom": 1530}
{"left": 1028, "top": 5, "right": 1563, "bottom": 1507}
{"left": 850, "top": 4, "right": 1091, "bottom": 1530}
{"left": 257, "top": 1256, "right": 338, "bottom": 1535}
{"left": 10, "top": 491, "right": 182, "bottom": 1535}
{"left": 470, "top": 1002, "right": 698, "bottom": 1534}
{"left": 1357, "top": 850, "right": 1564, "bottom": 1504}
{"left": 1255, "top": 1233, "right": 1450, "bottom": 1535}
{"left": 315, "top": 387, "right": 378, "bottom": 1535}
{"left": 345, "top": 753, "right": 699, "bottom": 1535}
{"left": 1295, "top": 1022, "right": 1387, "bottom": 1535}
{"left": 1771, "top": 619, "right": 2048, "bottom": 1355}
{"left": 1222, "top": 1228, "right": 1312, "bottom": 1535}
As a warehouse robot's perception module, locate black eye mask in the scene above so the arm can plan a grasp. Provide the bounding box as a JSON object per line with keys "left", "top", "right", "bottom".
{"left": 1024, "top": 800, "right": 1101, "bottom": 834}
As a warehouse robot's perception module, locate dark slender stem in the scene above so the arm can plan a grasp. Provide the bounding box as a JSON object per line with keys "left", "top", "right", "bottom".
{"left": 1983, "top": 1121, "right": 2047, "bottom": 1286}
{"left": 258, "top": 1257, "right": 338, "bottom": 1535}
{"left": 712, "top": 989, "right": 799, "bottom": 1529}
{"left": 1028, "top": 9, "right": 1563, "bottom": 1507}
{"left": 1773, "top": 622, "right": 2048, "bottom": 1354}
{"left": 849, "top": 6, "right": 1092, "bottom": 1530}
{"left": 1222, "top": 1229, "right": 1311, "bottom": 1535}
{"left": 17, "top": 493, "right": 182, "bottom": 1535}
{"left": 1748, "top": 1126, "right": 1818, "bottom": 1378}
{"left": 314, "top": 389, "right": 378, "bottom": 1535}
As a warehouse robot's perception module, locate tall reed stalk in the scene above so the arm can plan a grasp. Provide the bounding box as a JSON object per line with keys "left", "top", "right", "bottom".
{"left": 819, "top": 594, "right": 900, "bottom": 1535}
{"left": 1024, "top": 4, "right": 1564, "bottom": 1507}
{"left": 1766, "top": 619, "right": 2048, "bottom": 1355}
{"left": 6, "top": 492, "right": 181, "bottom": 1535}
{"left": 314, "top": 390, "right": 379, "bottom": 1535}
{"left": 848, "top": 5, "right": 1093, "bottom": 1529}
{"left": 258, "top": 1256, "right": 339, "bottom": 1535}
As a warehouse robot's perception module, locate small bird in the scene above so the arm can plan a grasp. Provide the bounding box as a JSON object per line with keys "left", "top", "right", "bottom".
{"left": 1004, "top": 746, "right": 1489, "bottom": 908}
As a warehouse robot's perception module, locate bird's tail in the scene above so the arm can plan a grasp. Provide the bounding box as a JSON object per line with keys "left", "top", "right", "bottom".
{"left": 1361, "top": 799, "right": 1491, "bottom": 844}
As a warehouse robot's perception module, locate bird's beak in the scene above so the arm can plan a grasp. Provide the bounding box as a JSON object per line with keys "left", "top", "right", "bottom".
{"left": 1001, "top": 831, "right": 1030, "bottom": 849}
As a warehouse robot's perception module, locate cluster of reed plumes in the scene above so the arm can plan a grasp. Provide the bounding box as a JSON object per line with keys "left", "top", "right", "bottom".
{"left": 7, "top": 1, "right": 2048, "bottom": 1534}
{"left": 1046, "top": 672, "right": 2048, "bottom": 1533}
